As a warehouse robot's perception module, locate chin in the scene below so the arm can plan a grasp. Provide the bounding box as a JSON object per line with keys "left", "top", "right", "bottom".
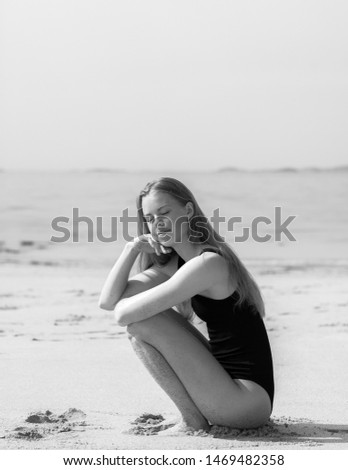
{"left": 154, "top": 232, "right": 170, "bottom": 244}
{"left": 159, "top": 237, "right": 174, "bottom": 246}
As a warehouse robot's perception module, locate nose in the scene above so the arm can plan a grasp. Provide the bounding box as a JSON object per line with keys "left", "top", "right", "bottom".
{"left": 155, "top": 217, "right": 166, "bottom": 229}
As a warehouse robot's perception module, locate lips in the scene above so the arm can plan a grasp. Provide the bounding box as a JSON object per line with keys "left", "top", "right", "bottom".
{"left": 156, "top": 229, "right": 171, "bottom": 235}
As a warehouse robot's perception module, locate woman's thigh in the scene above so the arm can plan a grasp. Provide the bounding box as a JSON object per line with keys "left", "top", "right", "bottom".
{"left": 162, "top": 309, "right": 211, "bottom": 351}
{"left": 127, "top": 311, "right": 271, "bottom": 428}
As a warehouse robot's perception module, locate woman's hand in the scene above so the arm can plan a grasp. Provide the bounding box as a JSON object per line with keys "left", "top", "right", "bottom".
{"left": 130, "top": 234, "right": 173, "bottom": 256}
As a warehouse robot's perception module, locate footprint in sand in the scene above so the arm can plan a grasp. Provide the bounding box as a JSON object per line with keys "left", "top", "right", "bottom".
{"left": 54, "top": 314, "right": 91, "bottom": 326}
{"left": 29, "top": 261, "right": 58, "bottom": 266}
{"left": 20, "top": 240, "right": 35, "bottom": 247}
{"left": 319, "top": 322, "right": 348, "bottom": 328}
{"left": 20, "top": 240, "right": 49, "bottom": 250}
{"left": 125, "top": 413, "right": 177, "bottom": 436}
{"left": 5, "top": 408, "right": 87, "bottom": 441}
{"left": 65, "top": 289, "right": 86, "bottom": 297}
{"left": 87, "top": 331, "right": 126, "bottom": 340}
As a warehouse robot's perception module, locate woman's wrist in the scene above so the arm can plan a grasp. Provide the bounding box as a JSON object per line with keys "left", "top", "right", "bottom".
{"left": 126, "top": 239, "right": 141, "bottom": 254}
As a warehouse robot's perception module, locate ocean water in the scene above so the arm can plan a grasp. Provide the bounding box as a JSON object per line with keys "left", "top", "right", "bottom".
{"left": 1, "top": 170, "right": 347, "bottom": 269}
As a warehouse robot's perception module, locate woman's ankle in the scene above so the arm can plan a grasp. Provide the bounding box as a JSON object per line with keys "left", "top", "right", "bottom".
{"left": 180, "top": 414, "right": 210, "bottom": 432}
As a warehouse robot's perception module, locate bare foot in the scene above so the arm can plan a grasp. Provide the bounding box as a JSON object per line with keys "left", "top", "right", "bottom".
{"left": 158, "top": 420, "right": 211, "bottom": 436}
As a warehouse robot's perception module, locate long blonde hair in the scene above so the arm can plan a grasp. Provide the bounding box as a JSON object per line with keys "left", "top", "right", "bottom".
{"left": 135, "top": 176, "right": 265, "bottom": 317}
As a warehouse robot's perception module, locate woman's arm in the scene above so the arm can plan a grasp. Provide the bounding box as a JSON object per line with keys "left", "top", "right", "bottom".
{"left": 115, "top": 252, "right": 229, "bottom": 326}
{"left": 99, "top": 235, "right": 172, "bottom": 311}
{"left": 98, "top": 242, "right": 140, "bottom": 310}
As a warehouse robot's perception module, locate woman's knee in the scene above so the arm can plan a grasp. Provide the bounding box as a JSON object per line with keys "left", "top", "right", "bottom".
{"left": 126, "top": 309, "right": 197, "bottom": 343}
{"left": 126, "top": 321, "right": 145, "bottom": 339}
{"left": 126, "top": 314, "right": 164, "bottom": 340}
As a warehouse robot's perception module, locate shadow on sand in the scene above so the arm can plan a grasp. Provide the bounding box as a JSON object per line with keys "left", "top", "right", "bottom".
{"left": 210, "top": 419, "right": 348, "bottom": 445}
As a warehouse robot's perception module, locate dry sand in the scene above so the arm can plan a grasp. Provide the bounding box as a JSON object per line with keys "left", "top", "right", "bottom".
{"left": 1, "top": 252, "right": 348, "bottom": 450}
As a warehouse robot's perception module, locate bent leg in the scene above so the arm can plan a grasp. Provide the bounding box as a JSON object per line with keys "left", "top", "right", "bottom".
{"left": 128, "top": 335, "right": 210, "bottom": 431}
{"left": 162, "top": 309, "right": 211, "bottom": 351}
{"left": 128, "top": 311, "right": 272, "bottom": 429}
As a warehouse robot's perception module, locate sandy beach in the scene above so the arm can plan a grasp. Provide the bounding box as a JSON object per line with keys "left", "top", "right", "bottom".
{"left": 1, "top": 255, "right": 347, "bottom": 450}
{"left": 2, "top": 0, "right": 348, "bottom": 456}
{"left": 1, "top": 170, "right": 348, "bottom": 450}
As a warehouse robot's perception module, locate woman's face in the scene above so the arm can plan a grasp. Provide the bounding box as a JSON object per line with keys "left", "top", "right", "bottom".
{"left": 141, "top": 190, "right": 193, "bottom": 247}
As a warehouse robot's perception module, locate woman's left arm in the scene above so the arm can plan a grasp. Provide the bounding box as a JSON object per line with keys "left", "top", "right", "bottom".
{"left": 115, "top": 253, "right": 226, "bottom": 326}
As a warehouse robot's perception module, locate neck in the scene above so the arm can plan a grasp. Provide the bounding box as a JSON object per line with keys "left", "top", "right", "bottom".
{"left": 173, "top": 240, "right": 205, "bottom": 262}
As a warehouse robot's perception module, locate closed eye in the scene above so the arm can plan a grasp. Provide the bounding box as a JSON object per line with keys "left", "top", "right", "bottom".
{"left": 144, "top": 211, "right": 169, "bottom": 223}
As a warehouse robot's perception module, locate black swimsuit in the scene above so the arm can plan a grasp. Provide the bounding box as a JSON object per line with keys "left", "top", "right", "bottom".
{"left": 178, "top": 249, "right": 275, "bottom": 410}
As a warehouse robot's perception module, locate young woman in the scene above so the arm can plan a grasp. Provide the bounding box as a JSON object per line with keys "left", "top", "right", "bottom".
{"left": 99, "top": 177, "right": 274, "bottom": 434}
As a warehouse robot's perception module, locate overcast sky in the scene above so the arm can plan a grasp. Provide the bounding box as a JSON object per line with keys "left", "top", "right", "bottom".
{"left": 1, "top": 0, "right": 347, "bottom": 171}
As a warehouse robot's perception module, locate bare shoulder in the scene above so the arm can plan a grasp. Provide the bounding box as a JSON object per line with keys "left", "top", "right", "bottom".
{"left": 199, "top": 250, "right": 236, "bottom": 297}
{"left": 200, "top": 250, "right": 229, "bottom": 272}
